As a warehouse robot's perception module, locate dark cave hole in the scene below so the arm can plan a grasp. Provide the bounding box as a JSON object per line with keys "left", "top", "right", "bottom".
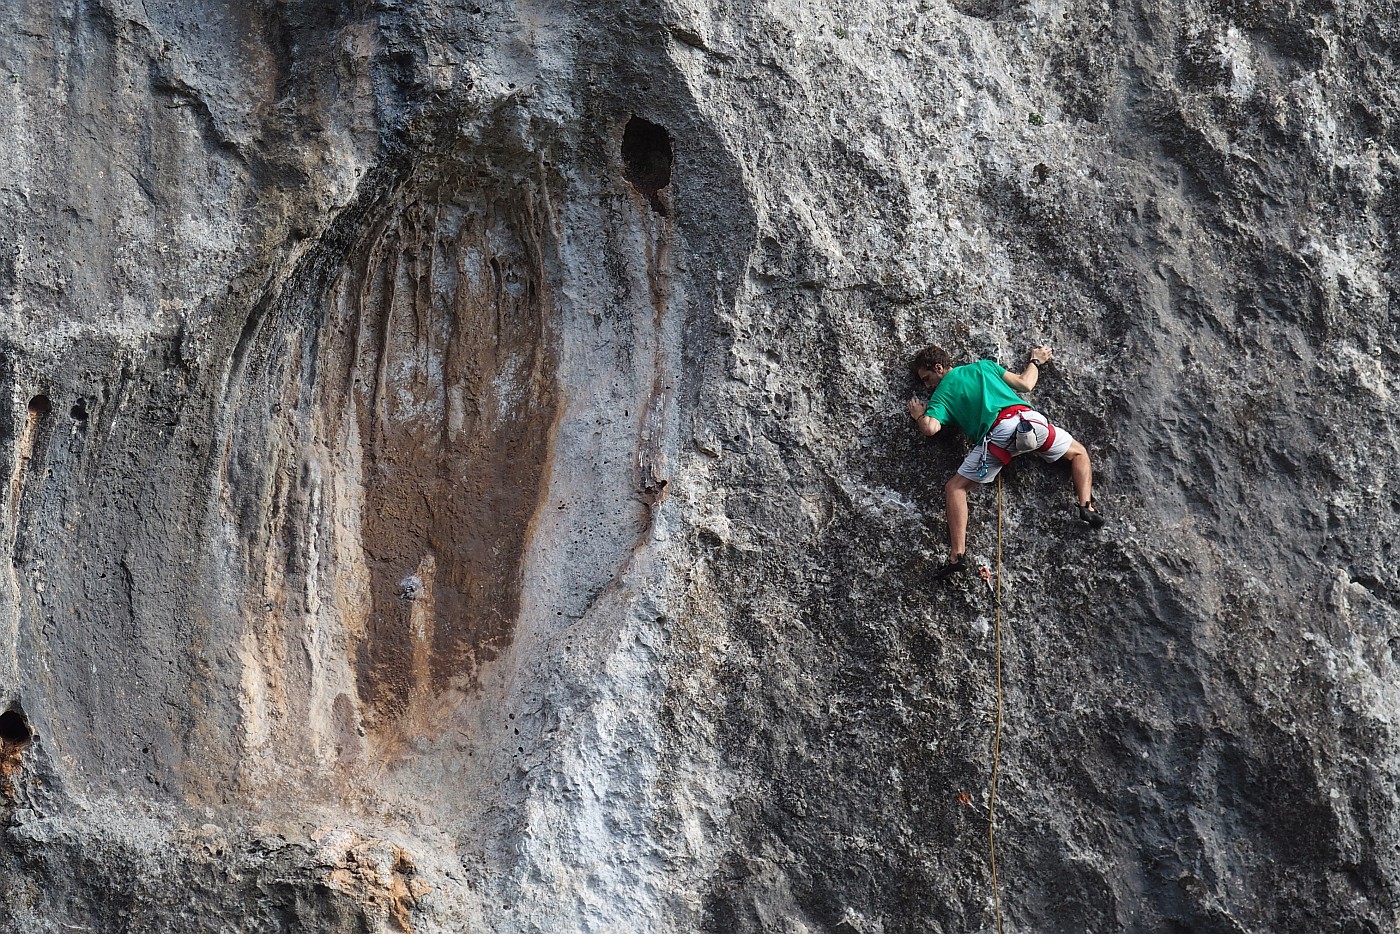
{"left": 28, "top": 395, "right": 50, "bottom": 418}
{"left": 622, "top": 116, "right": 673, "bottom": 216}
{"left": 71, "top": 399, "right": 88, "bottom": 421}
{"left": 0, "top": 709, "right": 32, "bottom": 747}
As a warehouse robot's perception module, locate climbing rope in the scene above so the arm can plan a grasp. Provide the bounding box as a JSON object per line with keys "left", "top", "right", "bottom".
{"left": 989, "top": 472, "right": 1005, "bottom": 934}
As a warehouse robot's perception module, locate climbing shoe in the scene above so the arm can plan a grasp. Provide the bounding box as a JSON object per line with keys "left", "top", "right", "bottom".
{"left": 932, "top": 554, "right": 968, "bottom": 581}
{"left": 1077, "top": 499, "right": 1106, "bottom": 529}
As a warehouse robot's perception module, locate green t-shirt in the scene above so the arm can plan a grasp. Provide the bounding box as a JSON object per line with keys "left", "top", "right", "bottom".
{"left": 924, "top": 359, "right": 1027, "bottom": 440}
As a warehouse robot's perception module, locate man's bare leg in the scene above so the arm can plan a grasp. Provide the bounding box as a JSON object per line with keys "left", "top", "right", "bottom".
{"left": 1062, "top": 441, "right": 1104, "bottom": 526}
{"left": 944, "top": 473, "right": 976, "bottom": 559}
{"left": 1062, "top": 441, "right": 1094, "bottom": 507}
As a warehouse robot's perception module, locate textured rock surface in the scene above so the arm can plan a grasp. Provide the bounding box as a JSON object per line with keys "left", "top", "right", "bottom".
{"left": 2, "top": 0, "right": 1398, "bottom": 931}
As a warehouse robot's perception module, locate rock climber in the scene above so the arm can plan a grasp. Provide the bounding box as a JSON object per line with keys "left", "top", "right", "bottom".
{"left": 906, "top": 344, "right": 1104, "bottom": 580}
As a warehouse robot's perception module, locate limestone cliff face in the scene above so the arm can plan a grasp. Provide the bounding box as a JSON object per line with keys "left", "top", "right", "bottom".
{"left": 1, "top": 1, "right": 1397, "bottom": 931}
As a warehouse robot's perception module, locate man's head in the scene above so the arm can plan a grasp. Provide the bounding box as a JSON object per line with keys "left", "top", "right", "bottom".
{"left": 910, "top": 345, "right": 954, "bottom": 390}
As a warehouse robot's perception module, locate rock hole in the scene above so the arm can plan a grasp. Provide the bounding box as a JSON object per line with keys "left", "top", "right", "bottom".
{"left": 622, "top": 116, "right": 673, "bottom": 216}
{"left": 70, "top": 399, "right": 88, "bottom": 421}
{"left": 0, "top": 709, "right": 32, "bottom": 748}
{"left": 28, "top": 395, "right": 50, "bottom": 418}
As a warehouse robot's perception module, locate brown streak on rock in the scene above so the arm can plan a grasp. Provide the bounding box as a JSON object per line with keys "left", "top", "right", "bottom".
{"left": 639, "top": 180, "right": 674, "bottom": 517}
{"left": 320, "top": 834, "right": 426, "bottom": 932}
{"left": 322, "top": 169, "right": 558, "bottom": 735}
{"left": 7, "top": 396, "right": 50, "bottom": 540}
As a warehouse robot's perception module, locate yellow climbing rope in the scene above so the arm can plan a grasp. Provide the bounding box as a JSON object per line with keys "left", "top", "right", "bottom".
{"left": 989, "top": 473, "right": 1005, "bottom": 934}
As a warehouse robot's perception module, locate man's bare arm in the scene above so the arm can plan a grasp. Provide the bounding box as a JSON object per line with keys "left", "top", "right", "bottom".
{"left": 1002, "top": 345, "right": 1053, "bottom": 392}
{"left": 907, "top": 397, "right": 943, "bottom": 437}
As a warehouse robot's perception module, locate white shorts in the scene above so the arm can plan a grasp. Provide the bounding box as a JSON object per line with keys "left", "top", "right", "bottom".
{"left": 956, "top": 409, "right": 1074, "bottom": 484}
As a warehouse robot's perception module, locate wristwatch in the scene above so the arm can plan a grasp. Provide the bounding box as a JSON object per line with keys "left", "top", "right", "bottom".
{"left": 1028, "top": 359, "right": 1041, "bottom": 367}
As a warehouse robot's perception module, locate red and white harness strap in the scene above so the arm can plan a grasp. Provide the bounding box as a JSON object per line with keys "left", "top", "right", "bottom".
{"left": 983, "top": 405, "right": 1057, "bottom": 466}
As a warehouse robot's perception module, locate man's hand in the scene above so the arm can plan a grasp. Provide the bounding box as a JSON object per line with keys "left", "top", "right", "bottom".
{"left": 1003, "top": 345, "right": 1053, "bottom": 392}
{"left": 909, "top": 397, "right": 942, "bottom": 437}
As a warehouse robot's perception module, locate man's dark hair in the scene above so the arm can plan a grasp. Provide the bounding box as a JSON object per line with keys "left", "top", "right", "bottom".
{"left": 910, "top": 345, "right": 954, "bottom": 376}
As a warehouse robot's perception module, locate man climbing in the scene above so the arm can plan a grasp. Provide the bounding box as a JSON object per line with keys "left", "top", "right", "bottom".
{"left": 906, "top": 344, "right": 1104, "bottom": 580}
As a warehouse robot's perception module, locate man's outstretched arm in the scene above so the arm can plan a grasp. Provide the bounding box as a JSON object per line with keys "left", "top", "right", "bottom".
{"left": 1002, "top": 345, "right": 1053, "bottom": 392}
{"left": 907, "top": 397, "right": 943, "bottom": 436}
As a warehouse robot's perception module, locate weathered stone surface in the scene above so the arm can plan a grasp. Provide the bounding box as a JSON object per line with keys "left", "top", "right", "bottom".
{"left": 1, "top": 0, "right": 1397, "bottom": 931}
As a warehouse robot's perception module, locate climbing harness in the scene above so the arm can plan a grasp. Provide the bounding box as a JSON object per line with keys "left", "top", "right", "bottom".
{"left": 975, "top": 406, "right": 1027, "bottom": 478}
{"left": 989, "top": 472, "right": 1006, "bottom": 934}
{"left": 976, "top": 405, "right": 1057, "bottom": 479}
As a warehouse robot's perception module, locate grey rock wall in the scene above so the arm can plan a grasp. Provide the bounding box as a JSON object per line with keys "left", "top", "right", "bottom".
{"left": 1, "top": 0, "right": 1397, "bottom": 932}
